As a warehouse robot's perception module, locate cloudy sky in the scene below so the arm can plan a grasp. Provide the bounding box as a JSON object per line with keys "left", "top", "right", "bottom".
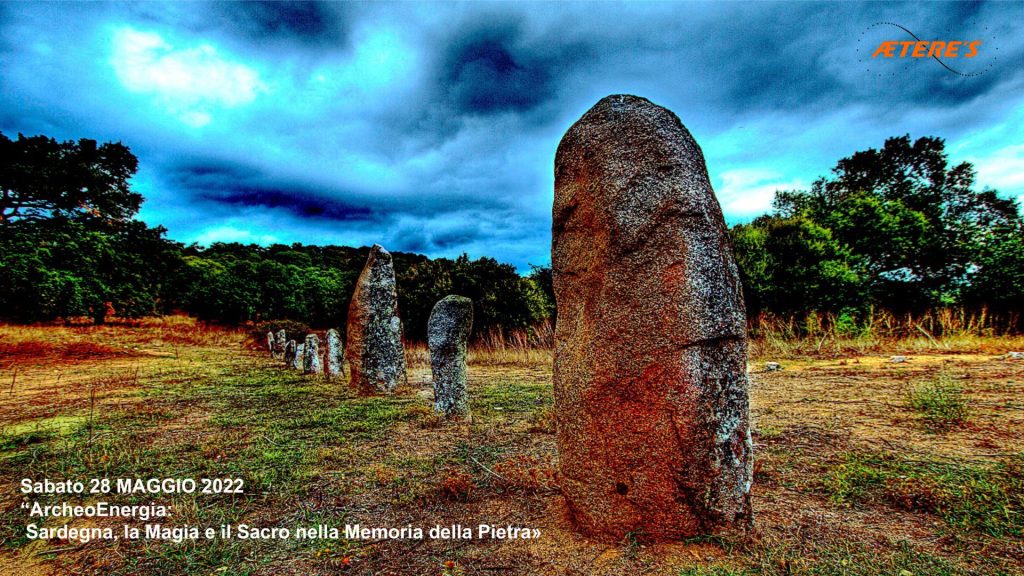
{"left": 2, "top": 2, "right": 1021, "bottom": 270}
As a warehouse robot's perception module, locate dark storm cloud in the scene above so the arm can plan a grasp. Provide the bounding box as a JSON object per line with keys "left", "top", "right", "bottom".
{"left": 441, "top": 20, "right": 553, "bottom": 115}
{"left": 370, "top": 10, "right": 596, "bottom": 149}
{"left": 213, "top": 1, "right": 348, "bottom": 47}
{"left": 200, "top": 187, "right": 374, "bottom": 221}
{"left": 166, "top": 161, "right": 375, "bottom": 222}
{"left": 1, "top": 1, "right": 1022, "bottom": 270}
{"left": 430, "top": 219, "right": 483, "bottom": 249}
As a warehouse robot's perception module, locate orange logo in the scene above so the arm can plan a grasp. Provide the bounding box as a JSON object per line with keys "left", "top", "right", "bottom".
{"left": 872, "top": 40, "right": 981, "bottom": 59}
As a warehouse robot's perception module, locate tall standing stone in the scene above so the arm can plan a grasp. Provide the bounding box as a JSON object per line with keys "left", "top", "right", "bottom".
{"left": 266, "top": 331, "right": 275, "bottom": 356}
{"left": 552, "top": 95, "right": 752, "bottom": 541}
{"left": 326, "top": 329, "right": 343, "bottom": 379}
{"left": 303, "top": 334, "right": 321, "bottom": 374}
{"left": 291, "top": 342, "right": 304, "bottom": 370}
{"left": 345, "top": 244, "right": 407, "bottom": 394}
{"left": 274, "top": 329, "right": 287, "bottom": 359}
{"left": 428, "top": 295, "right": 473, "bottom": 418}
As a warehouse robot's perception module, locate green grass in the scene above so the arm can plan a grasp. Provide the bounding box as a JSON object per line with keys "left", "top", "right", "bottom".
{"left": 679, "top": 539, "right": 979, "bottom": 576}
{"left": 471, "top": 380, "right": 551, "bottom": 414}
{"left": 905, "top": 371, "right": 970, "bottom": 430}
{"left": 0, "top": 414, "right": 90, "bottom": 454}
{"left": 0, "top": 355, "right": 420, "bottom": 574}
{"left": 824, "top": 451, "right": 1024, "bottom": 537}
{"left": 679, "top": 568, "right": 752, "bottom": 576}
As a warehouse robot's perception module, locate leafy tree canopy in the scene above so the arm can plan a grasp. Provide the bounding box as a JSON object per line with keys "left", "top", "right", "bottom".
{"left": 763, "top": 135, "right": 1022, "bottom": 312}
{"left": 0, "top": 132, "right": 141, "bottom": 227}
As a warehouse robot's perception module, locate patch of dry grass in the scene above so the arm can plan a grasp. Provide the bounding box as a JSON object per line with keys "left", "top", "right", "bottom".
{"left": 0, "top": 316, "right": 247, "bottom": 363}
{"left": 750, "top": 308, "right": 1024, "bottom": 359}
{"left": 407, "top": 309, "right": 1024, "bottom": 368}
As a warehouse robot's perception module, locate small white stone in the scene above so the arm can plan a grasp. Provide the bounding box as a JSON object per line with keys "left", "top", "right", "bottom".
{"left": 1007, "top": 351, "right": 1024, "bottom": 360}
{"left": 764, "top": 362, "right": 782, "bottom": 372}
{"left": 890, "top": 355, "right": 908, "bottom": 363}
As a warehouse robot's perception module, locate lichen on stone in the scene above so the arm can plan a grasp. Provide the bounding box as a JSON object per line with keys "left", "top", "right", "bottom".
{"left": 303, "top": 333, "right": 321, "bottom": 375}
{"left": 345, "top": 244, "right": 407, "bottom": 394}
{"left": 428, "top": 295, "right": 473, "bottom": 418}
{"left": 552, "top": 94, "right": 752, "bottom": 541}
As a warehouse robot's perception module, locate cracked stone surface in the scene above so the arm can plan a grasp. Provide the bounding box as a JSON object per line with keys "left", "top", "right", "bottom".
{"left": 552, "top": 94, "right": 752, "bottom": 541}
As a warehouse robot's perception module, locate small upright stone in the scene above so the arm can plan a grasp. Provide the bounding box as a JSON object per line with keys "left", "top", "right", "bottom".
{"left": 291, "top": 342, "right": 304, "bottom": 370}
{"left": 428, "top": 295, "right": 474, "bottom": 418}
{"left": 284, "top": 340, "right": 297, "bottom": 366}
{"left": 326, "top": 329, "right": 343, "bottom": 379}
{"left": 266, "top": 331, "right": 275, "bottom": 355}
{"left": 303, "top": 334, "right": 322, "bottom": 374}
{"left": 553, "top": 95, "right": 752, "bottom": 541}
{"left": 345, "top": 244, "right": 407, "bottom": 394}
{"left": 274, "top": 329, "right": 287, "bottom": 359}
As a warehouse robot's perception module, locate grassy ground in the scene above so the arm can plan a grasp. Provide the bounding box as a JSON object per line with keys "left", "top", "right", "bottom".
{"left": 0, "top": 319, "right": 1022, "bottom": 575}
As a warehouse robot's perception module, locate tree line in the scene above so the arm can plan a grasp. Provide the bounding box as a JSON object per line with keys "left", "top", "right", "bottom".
{"left": 1, "top": 131, "right": 1021, "bottom": 336}
{"left": 0, "top": 133, "right": 552, "bottom": 339}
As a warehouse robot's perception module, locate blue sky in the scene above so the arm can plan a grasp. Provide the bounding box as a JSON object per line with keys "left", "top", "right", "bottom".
{"left": 2, "top": 2, "right": 1021, "bottom": 270}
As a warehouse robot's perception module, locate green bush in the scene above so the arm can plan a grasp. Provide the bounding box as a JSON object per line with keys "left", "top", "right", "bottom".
{"left": 251, "top": 320, "right": 314, "bottom": 346}
{"left": 906, "top": 372, "right": 969, "bottom": 430}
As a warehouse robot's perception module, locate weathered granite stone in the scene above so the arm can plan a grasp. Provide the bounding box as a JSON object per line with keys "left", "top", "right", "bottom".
{"left": 266, "top": 331, "right": 275, "bottom": 355}
{"left": 291, "top": 342, "right": 304, "bottom": 370}
{"left": 303, "top": 334, "right": 321, "bottom": 374}
{"left": 326, "top": 329, "right": 343, "bottom": 379}
{"left": 428, "top": 295, "right": 473, "bottom": 418}
{"left": 552, "top": 94, "right": 752, "bottom": 541}
{"left": 274, "top": 329, "right": 287, "bottom": 359}
{"left": 345, "top": 244, "right": 407, "bottom": 394}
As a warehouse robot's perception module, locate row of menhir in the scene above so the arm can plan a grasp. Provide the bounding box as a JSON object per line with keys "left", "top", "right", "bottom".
{"left": 263, "top": 245, "right": 474, "bottom": 418}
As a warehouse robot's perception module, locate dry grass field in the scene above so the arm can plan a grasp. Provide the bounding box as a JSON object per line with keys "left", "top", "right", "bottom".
{"left": 0, "top": 317, "right": 1022, "bottom": 575}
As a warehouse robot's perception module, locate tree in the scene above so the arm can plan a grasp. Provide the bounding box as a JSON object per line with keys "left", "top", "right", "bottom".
{"left": 0, "top": 218, "right": 182, "bottom": 323}
{"left": 396, "top": 254, "right": 552, "bottom": 340}
{"left": 771, "top": 135, "right": 1022, "bottom": 311}
{"left": 397, "top": 258, "right": 454, "bottom": 339}
{"left": 528, "top": 264, "right": 556, "bottom": 322}
{"left": 960, "top": 221, "right": 1024, "bottom": 314}
{"left": 731, "top": 216, "right": 864, "bottom": 316}
{"left": 0, "top": 132, "right": 141, "bottom": 227}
